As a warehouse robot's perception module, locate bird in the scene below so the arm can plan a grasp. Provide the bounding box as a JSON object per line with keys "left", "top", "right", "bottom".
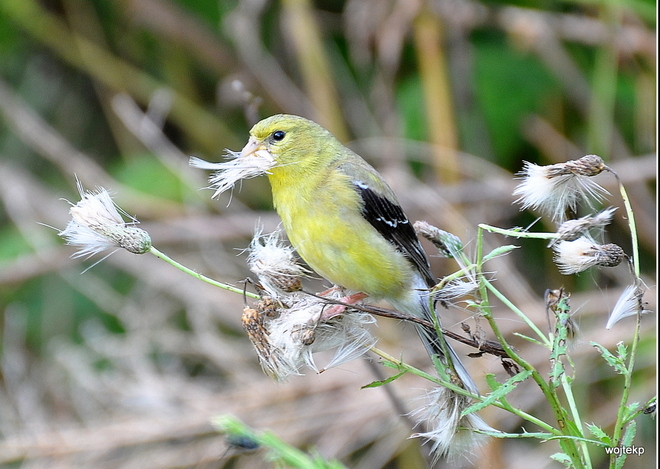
{"left": 238, "top": 114, "right": 477, "bottom": 394}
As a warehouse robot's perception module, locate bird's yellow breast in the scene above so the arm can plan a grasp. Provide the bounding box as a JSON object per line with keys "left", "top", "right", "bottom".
{"left": 267, "top": 169, "right": 411, "bottom": 299}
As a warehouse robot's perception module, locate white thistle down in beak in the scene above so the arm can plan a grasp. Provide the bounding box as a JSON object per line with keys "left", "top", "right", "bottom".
{"left": 190, "top": 138, "right": 276, "bottom": 198}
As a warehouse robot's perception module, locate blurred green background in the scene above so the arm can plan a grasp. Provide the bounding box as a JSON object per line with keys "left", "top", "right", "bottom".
{"left": 0, "top": 0, "right": 655, "bottom": 468}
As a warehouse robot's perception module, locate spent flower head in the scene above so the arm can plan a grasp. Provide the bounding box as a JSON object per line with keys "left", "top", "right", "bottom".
{"left": 190, "top": 149, "right": 276, "bottom": 198}
{"left": 552, "top": 207, "right": 617, "bottom": 245}
{"left": 414, "top": 220, "right": 476, "bottom": 284}
{"left": 59, "top": 182, "right": 151, "bottom": 259}
{"left": 242, "top": 291, "right": 376, "bottom": 381}
{"left": 513, "top": 155, "right": 610, "bottom": 222}
{"left": 414, "top": 220, "right": 465, "bottom": 259}
{"left": 411, "top": 386, "right": 494, "bottom": 462}
{"left": 247, "top": 227, "right": 308, "bottom": 296}
{"left": 552, "top": 237, "right": 625, "bottom": 275}
{"left": 242, "top": 301, "right": 298, "bottom": 379}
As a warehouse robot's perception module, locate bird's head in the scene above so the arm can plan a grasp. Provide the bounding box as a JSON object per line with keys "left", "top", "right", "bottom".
{"left": 240, "top": 114, "right": 337, "bottom": 171}
{"left": 190, "top": 114, "right": 340, "bottom": 198}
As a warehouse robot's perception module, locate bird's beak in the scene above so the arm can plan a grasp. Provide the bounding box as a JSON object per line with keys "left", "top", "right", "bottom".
{"left": 240, "top": 137, "right": 266, "bottom": 158}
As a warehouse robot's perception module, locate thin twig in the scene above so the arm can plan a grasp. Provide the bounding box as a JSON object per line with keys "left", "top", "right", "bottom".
{"left": 300, "top": 290, "right": 509, "bottom": 359}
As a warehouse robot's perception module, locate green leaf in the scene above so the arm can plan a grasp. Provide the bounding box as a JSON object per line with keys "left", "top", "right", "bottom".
{"left": 587, "top": 423, "right": 612, "bottom": 445}
{"left": 550, "top": 452, "right": 574, "bottom": 467}
{"left": 483, "top": 244, "right": 519, "bottom": 262}
{"left": 591, "top": 342, "right": 627, "bottom": 374}
{"left": 381, "top": 360, "right": 402, "bottom": 371}
{"left": 613, "top": 421, "right": 637, "bottom": 469}
{"left": 623, "top": 402, "right": 641, "bottom": 422}
{"left": 462, "top": 369, "right": 532, "bottom": 416}
{"left": 621, "top": 420, "right": 637, "bottom": 448}
{"left": 361, "top": 370, "right": 406, "bottom": 389}
{"left": 549, "top": 295, "right": 573, "bottom": 387}
{"left": 613, "top": 452, "right": 628, "bottom": 469}
{"left": 513, "top": 332, "right": 546, "bottom": 347}
{"left": 562, "top": 418, "right": 583, "bottom": 439}
{"left": 485, "top": 373, "right": 502, "bottom": 391}
{"left": 430, "top": 354, "right": 453, "bottom": 384}
{"left": 616, "top": 341, "right": 629, "bottom": 362}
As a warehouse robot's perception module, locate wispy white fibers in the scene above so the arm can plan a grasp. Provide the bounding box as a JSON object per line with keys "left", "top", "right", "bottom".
{"left": 59, "top": 181, "right": 151, "bottom": 259}
{"left": 190, "top": 149, "right": 276, "bottom": 198}
{"left": 412, "top": 386, "right": 495, "bottom": 462}
{"left": 513, "top": 155, "right": 610, "bottom": 222}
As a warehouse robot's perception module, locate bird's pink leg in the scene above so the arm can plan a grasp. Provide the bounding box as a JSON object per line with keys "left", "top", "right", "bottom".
{"left": 320, "top": 291, "right": 368, "bottom": 321}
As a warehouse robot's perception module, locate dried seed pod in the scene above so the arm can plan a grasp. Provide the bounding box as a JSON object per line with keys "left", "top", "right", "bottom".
{"left": 554, "top": 207, "right": 616, "bottom": 244}
{"left": 553, "top": 237, "right": 625, "bottom": 274}
{"left": 241, "top": 306, "right": 271, "bottom": 359}
{"left": 595, "top": 243, "right": 626, "bottom": 267}
{"left": 547, "top": 154, "right": 607, "bottom": 178}
{"left": 256, "top": 296, "right": 279, "bottom": 318}
{"left": 299, "top": 328, "right": 316, "bottom": 346}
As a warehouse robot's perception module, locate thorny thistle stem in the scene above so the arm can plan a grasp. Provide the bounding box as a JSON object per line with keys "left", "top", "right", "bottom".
{"left": 608, "top": 314, "right": 642, "bottom": 469}
{"left": 475, "top": 226, "right": 585, "bottom": 468}
{"left": 369, "top": 346, "right": 560, "bottom": 436}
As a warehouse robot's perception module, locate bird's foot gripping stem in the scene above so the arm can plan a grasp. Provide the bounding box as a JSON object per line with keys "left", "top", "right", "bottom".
{"left": 318, "top": 290, "right": 368, "bottom": 321}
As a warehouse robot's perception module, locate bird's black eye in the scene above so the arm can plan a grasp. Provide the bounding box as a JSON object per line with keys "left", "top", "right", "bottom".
{"left": 272, "top": 130, "right": 286, "bottom": 141}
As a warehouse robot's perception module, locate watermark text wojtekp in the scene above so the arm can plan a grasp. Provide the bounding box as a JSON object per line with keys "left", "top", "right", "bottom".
{"left": 605, "top": 445, "right": 645, "bottom": 456}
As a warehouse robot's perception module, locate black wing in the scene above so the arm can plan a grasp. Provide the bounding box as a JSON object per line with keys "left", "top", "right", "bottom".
{"left": 353, "top": 181, "right": 436, "bottom": 288}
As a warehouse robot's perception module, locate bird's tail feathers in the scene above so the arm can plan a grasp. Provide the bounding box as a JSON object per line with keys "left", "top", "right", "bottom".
{"left": 417, "top": 325, "right": 479, "bottom": 395}
{"left": 390, "top": 282, "right": 479, "bottom": 394}
{"left": 395, "top": 278, "right": 484, "bottom": 459}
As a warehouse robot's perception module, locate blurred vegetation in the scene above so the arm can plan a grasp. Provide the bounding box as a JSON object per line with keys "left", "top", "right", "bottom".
{"left": 0, "top": 0, "right": 655, "bottom": 468}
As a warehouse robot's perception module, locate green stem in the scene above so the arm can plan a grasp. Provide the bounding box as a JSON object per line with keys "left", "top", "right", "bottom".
{"left": 607, "top": 167, "right": 643, "bottom": 467}
{"left": 609, "top": 313, "right": 642, "bottom": 468}
{"left": 614, "top": 176, "right": 640, "bottom": 277}
{"left": 213, "top": 415, "right": 346, "bottom": 469}
{"left": 479, "top": 223, "right": 558, "bottom": 241}
{"left": 497, "top": 399, "right": 559, "bottom": 435}
{"left": 476, "top": 430, "right": 606, "bottom": 446}
{"left": 483, "top": 279, "right": 551, "bottom": 347}
{"left": 371, "top": 348, "right": 547, "bottom": 429}
{"left": 561, "top": 373, "right": 593, "bottom": 467}
{"left": 369, "top": 346, "right": 473, "bottom": 398}
{"left": 432, "top": 262, "right": 478, "bottom": 290}
{"left": 371, "top": 346, "right": 558, "bottom": 434}
{"left": 476, "top": 227, "right": 585, "bottom": 468}
{"left": 483, "top": 305, "right": 584, "bottom": 466}
{"left": 149, "top": 246, "right": 259, "bottom": 299}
